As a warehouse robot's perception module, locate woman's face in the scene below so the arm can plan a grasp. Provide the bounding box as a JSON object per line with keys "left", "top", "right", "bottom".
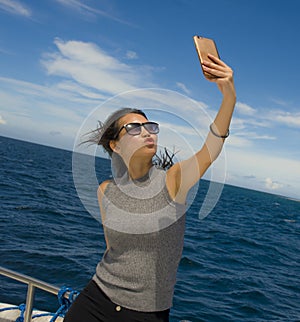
{"left": 111, "top": 113, "right": 158, "bottom": 163}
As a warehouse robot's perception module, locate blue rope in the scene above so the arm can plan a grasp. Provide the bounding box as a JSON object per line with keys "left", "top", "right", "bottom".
{"left": 0, "top": 303, "right": 53, "bottom": 321}
{"left": 15, "top": 303, "right": 26, "bottom": 322}
{"left": 32, "top": 312, "right": 55, "bottom": 319}
{"left": 0, "top": 303, "right": 26, "bottom": 320}
{"left": 0, "top": 304, "right": 20, "bottom": 313}
{"left": 32, "top": 286, "right": 79, "bottom": 321}
{"left": 0, "top": 286, "right": 79, "bottom": 322}
{"left": 0, "top": 303, "right": 26, "bottom": 321}
{"left": 50, "top": 286, "right": 79, "bottom": 321}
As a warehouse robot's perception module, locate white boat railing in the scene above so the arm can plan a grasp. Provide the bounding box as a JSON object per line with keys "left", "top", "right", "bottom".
{"left": 0, "top": 265, "right": 69, "bottom": 322}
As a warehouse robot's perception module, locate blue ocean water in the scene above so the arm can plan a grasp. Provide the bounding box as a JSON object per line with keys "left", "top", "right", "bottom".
{"left": 0, "top": 135, "right": 299, "bottom": 322}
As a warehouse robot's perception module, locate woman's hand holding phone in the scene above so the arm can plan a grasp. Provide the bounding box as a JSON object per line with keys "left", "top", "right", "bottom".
{"left": 193, "top": 35, "right": 235, "bottom": 99}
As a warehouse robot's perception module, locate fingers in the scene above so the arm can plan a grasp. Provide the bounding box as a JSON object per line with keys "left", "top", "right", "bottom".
{"left": 202, "top": 56, "right": 229, "bottom": 71}
{"left": 202, "top": 54, "right": 230, "bottom": 71}
{"left": 207, "top": 53, "right": 227, "bottom": 67}
{"left": 202, "top": 64, "right": 231, "bottom": 79}
{"left": 201, "top": 55, "right": 233, "bottom": 80}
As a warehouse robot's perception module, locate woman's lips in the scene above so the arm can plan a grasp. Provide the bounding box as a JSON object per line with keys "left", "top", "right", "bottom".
{"left": 144, "top": 138, "right": 155, "bottom": 145}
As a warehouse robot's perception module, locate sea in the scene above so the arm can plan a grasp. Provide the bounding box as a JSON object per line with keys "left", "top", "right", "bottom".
{"left": 0, "top": 135, "right": 299, "bottom": 322}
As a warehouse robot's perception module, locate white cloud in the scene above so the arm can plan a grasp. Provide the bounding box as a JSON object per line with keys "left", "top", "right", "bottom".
{"left": 126, "top": 50, "right": 138, "bottom": 60}
{"left": 274, "top": 112, "right": 300, "bottom": 128}
{"left": 55, "top": 81, "right": 107, "bottom": 100}
{"left": 0, "top": 0, "right": 31, "bottom": 17}
{"left": 233, "top": 131, "right": 276, "bottom": 141}
{"left": 0, "top": 76, "right": 101, "bottom": 105}
{"left": 176, "top": 82, "right": 191, "bottom": 95}
{"left": 226, "top": 135, "right": 253, "bottom": 148}
{"left": 160, "top": 121, "right": 203, "bottom": 137}
{"left": 236, "top": 102, "right": 256, "bottom": 115}
{"left": 55, "top": 0, "right": 133, "bottom": 25}
{"left": 270, "top": 97, "right": 290, "bottom": 107}
{"left": 231, "top": 115, "right": 271, "bottom": 132}
{"left": 229, "top": 115, "right": 276, "bottom": 148}
{"left": 0, "top": 115, "right": 7, "bottom": 124}
{"left": 49, "top": 131, "right": 61, "bottom": 136}
{"left": 41, "top": 39, "right": 155, "bottom": 96}
{"left": 0, "top": 76, "right": 96, "bottom": 148}
{"left": 234, "top": 103, "right": 300, "bottom": 131}
{"left": 226, "top": 148, "right": 300, "bottom": 198}
{"left": 265, "top": 177, "right": 284, "bottom": 190}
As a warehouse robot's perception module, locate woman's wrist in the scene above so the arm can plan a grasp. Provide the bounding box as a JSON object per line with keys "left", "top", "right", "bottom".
{"left": 222, "top": 87, "right": 236, "bottom": 104}
{"left": 218, "top": 82, "right": 235, "bottom": 99}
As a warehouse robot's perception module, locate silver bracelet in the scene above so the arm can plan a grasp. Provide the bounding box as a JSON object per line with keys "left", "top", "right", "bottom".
{"left": 210, "top": 124, "right": 230, "bottom": 138}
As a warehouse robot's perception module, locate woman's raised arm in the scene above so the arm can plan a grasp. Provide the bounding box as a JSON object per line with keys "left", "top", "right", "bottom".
{"left": 166, "top": 54, "right": 236, "bottom": 204}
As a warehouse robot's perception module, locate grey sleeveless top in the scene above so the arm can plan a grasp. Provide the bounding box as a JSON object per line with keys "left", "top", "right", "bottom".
{"left": 93, "top": 166, "right": 186, "bottom": 312}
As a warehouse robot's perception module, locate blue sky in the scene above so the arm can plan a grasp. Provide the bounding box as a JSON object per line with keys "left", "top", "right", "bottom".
{"left": 0, "top": 0, "right": 299, "bottom": 199}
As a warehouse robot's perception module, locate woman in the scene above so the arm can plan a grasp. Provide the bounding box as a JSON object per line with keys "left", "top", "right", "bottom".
{"left": 64, "top": 54, "right": 236, "bottom": 322}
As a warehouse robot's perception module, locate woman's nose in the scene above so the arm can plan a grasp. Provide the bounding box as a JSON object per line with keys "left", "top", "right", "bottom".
{"left": 141, "top": 125, "right": 151, "bottom": 137}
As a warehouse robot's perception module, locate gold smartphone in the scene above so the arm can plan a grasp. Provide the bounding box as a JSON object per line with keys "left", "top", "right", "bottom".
{"left": 193, "top": 35, "right": 220, "bottom": 79}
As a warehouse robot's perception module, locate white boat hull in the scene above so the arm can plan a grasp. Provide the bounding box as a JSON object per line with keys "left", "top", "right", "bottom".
{"left": 0, "top": 303, "right": 63, "bottom": 322}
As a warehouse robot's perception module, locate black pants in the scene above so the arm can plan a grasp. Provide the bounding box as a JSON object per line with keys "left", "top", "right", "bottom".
{"left": 63, "top": 280, "right": 170, "bottom": 322}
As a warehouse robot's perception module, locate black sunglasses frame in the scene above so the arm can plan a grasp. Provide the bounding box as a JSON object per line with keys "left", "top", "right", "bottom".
{"left": 115, "top": 122, "right": 159, "bottom": 139}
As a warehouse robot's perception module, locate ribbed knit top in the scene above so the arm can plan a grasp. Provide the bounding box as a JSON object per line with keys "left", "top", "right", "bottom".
{"left": 93, "top": 165, "right": 186, "bottom": 312}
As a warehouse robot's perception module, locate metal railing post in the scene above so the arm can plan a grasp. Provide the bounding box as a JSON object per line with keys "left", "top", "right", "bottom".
{"left": 24, "top": 282, "right": 35, "bottom": 322}
{"left": 0, "top": 265, "right": 74, "bottom": 321}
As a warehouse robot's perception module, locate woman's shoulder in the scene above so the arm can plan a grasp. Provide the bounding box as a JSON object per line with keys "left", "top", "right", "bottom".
{"left": 97, "top": 179, "right": 112, "bottom": 196}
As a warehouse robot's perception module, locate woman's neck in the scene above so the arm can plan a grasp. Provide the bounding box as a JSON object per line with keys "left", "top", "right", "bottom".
{"left": 127, "top": 159, "right": 153, "bottom": 180}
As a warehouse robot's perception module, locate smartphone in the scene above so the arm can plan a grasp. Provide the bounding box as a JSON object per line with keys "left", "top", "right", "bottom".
{"left": 193, "top": 35, "right": 220, "bottom": 79}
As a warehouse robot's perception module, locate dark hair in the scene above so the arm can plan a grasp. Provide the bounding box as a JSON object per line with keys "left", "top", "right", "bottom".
{"left": 153, "top": 147, "right": 176, "bottom": 170}
{"left": 82, "top": 107, "right": 175, "bottom": 171}
{"left": 83, "top": 107, "right": 147, "bottom": 156}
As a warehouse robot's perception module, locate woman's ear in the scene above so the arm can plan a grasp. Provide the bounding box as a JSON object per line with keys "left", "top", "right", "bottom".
{"left": 109, "top": 140, "right": 120, "bottom": 153}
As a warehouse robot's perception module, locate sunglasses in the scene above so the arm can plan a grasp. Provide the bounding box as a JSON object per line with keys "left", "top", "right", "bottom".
{"left": 115, "top": 122, "right": 159, "bottom": 138}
